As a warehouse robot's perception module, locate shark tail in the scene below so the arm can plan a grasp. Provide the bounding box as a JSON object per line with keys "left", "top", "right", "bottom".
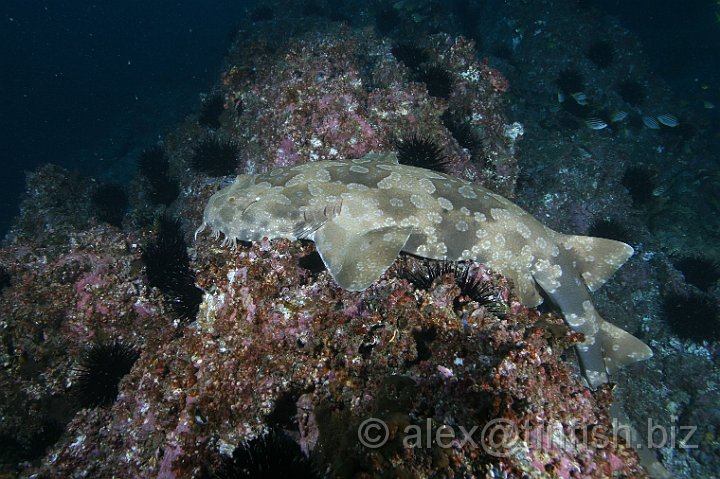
{"left": 577, "top": 316, "right": 653, "bottom": 389}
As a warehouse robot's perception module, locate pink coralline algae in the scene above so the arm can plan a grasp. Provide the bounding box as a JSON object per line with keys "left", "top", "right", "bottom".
{"left": 212, "top": 27, "right": 520, "bottom": 196}
{"left": 1, "top": 225, "right": 648, "bottom": 478}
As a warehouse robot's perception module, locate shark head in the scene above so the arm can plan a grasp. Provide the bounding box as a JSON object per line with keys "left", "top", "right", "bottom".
{"left": 203, "top": 174, "right": 303, "bottom": 242}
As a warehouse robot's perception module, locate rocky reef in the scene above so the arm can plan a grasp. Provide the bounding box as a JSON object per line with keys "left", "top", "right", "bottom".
{"left": 1, "top": 1, "right": 718, "bottom": 478}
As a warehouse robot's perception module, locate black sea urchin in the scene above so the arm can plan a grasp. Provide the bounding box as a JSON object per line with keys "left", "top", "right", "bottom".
{"left": 586, "top": 41, "right": 615, "bottom": 69}
{"left": 91, "top": 183, "right": 128, "bottom": 227}
{"left": 215, "top": 429, "right": 318, "bottom": 479}
{"left": 674, "top": 256, "right": 720, "bottom": 291}
{"left": 454, "top": 263, "right": 495, "bottom": 306}
{"left": 398, "top": 259, "right": 455, "bottom": 290}
{"left": 391, "top": 44, "right": 429, "bottom": 71}
{"left": 396, "top": 135, "right": 449, "bottom": 173}
{"left": 588, "top": 218, "right": 630, "bottom": 243}
{"left": 662, "top": 291, "right": 720, "bottom": 342}
{"left": 442, "top": 111, "right": 483, "bottom": 152}
{"left": 142, "top": 216, "right": 203, "bottom": 321}
{"left": 137, "top": 146, "right": 179, "bottom": 205}
{"left": 399, "top": 260, "right": 497, "bottom": 310}
{"left": 191, "top": 138, "right": 239, "bottom": 177}
{"left": 417, "top": 66, "right": 454, "bottom": 99}
{"left": 198, "top": 93, "right": 225, "bottom": 129}
{"left": 0, "top": 266, "right": 10, "bottom": 291}
{"left": 73, "top": 341, "right": 139, "bottom": 408}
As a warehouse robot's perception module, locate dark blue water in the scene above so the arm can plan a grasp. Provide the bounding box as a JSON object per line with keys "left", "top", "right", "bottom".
{"left": 0, "top": 0, "right": 249, "bottom": 236}
{"left": 599, "top": 0, "right": 720, "bottom": 106}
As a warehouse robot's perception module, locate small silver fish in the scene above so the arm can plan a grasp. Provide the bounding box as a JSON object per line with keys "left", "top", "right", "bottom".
{"left": 656, "top": 114, "right": 679, "bottom": 127}
{"left": 585, "top": 118, "right": 608, "bottom": 130}
{"left": 642, "top": 116, "right": 660, "bottom": 129}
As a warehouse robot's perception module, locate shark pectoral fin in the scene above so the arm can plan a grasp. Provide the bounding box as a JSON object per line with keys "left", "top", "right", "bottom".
{"left": 560, "top": 234, "right": 635, "bottom": 291}
{"left": 598, "top": 320, "right": 653, "bottom": 374}
{"left": 313, "top": 220, "right": 412, "bottom": 291}
{"left": 503, "top": 270, "right": 543, "bottom": 307}
{"left": 294, "top": 201, "right": 343, "bottom": 239}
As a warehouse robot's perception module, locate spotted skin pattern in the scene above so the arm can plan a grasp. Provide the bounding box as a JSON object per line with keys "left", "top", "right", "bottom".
{"left": 201, "top": 152, "right": 652, "bottom": 387}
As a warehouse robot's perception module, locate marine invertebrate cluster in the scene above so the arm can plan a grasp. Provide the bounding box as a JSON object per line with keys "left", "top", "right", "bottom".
{"left": 72, "top": 341, "right": 140, "bottom": 408}
{"left": 191, "top": 138, "right": 240, "bottom": 177}
{"left": 91, "top": 183, "right": 128, "bottom": 227}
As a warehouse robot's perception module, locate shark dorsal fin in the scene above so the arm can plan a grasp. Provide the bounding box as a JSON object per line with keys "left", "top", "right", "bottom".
{"left": 559, "top": 234, "right": 634, "bottom": 291}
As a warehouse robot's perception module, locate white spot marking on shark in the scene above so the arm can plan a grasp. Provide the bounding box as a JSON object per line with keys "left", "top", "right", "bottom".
{"left": 419, "top": 178, "right": 436, "bottom": 194}
{"left": 349, "top": 165, "right": 369, "bottom": 174}
{"left": 438, "top": 197, "right": 453, "bottom": 210}
{"left": 458, "top": 185, "right": 477, "bottom": 199}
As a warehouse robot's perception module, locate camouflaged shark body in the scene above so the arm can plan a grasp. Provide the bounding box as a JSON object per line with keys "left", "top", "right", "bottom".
{"left": 201, "top": 152, "right": 652, "bottom": 387}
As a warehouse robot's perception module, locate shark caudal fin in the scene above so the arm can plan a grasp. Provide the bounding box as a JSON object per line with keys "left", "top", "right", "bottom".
{"left": 576, "top": 316, "right": 653, "bottom": 389}
{"left": 559, "top": 234, "right": 634, "bottom": 291}
{"left": 598, "top": 319, "right": 653, "bottom": 375}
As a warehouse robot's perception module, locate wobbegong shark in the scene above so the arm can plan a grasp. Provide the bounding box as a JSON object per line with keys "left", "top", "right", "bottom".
{"left": 199, "top": 151, "right": 652, "bottom": 388}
